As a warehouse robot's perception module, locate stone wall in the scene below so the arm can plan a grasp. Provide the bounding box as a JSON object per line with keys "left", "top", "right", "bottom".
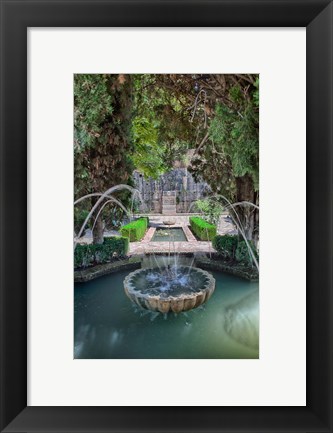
{"left": 133, "top": 168, "right": 210, "bottom": 213}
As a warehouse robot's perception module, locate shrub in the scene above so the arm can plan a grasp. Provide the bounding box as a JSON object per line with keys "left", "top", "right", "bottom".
{"left": 120, "top": 217, "right": 148, "bottom": 241}
{"left": 139, "top": 216, "right": 149, "bottom": 226}
{"left": 189, "top": 216, "right": 217, "bottom": 240}
{"left": 104, "top": 236, "right": 129, "bottom": 255}
{"left": 212, "top": 235, "right": 238, "bottom": 259}
{"left": 195, "top": 198, "right": 224, "bottom": 225}
{"left": 74, "top": 236, "right": 129, "bottom": 269}
{"left": 74, "top": 244, "right": 92, "bottom": 269}
{"left": 212, "top": 234, "right": 259, "bottom": 267}
{"left": 235, "top": 240, "right": 258, "bottom": 267}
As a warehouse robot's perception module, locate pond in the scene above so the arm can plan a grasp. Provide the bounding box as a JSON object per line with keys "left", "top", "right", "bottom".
{"left": 74, "top": 256, "right": 259, "bottom": 359}
{"left": 151, "top": 227, "right": 188, "bottom": 242}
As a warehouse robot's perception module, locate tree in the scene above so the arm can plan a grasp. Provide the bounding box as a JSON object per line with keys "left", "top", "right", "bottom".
{"left": 74, "top": 74, "right": 134, "bottom": 243}
{"left": 191, "top": 77, "right": 259, "bottom": 242}
{"left": 74, "top": 73, "right": 260, "bottom": 245}
{"left": 131, "top": 74, "right": 197, "bottom": 178}
{"left": 150, "top": 74, "right": 259, "bottom": 243}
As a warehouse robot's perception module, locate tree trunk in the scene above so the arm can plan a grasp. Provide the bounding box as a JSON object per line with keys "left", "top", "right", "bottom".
{"left": 93, "top": 215, "right": 104, "bottom": 244}
{"left": 234, "top": 175, "right": 259, "bottom": 246}
{"left": 91, "top": 196, "right": 104, "bottom": 244}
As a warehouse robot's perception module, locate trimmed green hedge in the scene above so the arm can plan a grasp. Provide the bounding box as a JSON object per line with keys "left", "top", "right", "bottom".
{"left": 212, "top": 234, "right": 238, "bottom": 260}
{"left": 74, "top": 236, "right": 129, "bottom": 269}
{"left": 189, "top": 216, "right": 217, "bottom": 240}
{"left": 120, "top": 217, "right": 148, "bottom": 241}
{"left": 140, "top": 216, "right": 149, "bottom": 226}
{"left": 212, "top": 235, "right": 258, "bottom": 267}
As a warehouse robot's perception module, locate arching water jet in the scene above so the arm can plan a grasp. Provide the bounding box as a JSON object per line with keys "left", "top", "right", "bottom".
{"left": 74, "top": 185, "right": 142, "bottom": 248}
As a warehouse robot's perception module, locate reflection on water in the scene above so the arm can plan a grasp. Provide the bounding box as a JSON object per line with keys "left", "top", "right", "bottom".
{"left": 224, "top": 290, "right": 259, "bottom": 350}
{"left": 74, "top": 259, "right": 259, "bottom": 359}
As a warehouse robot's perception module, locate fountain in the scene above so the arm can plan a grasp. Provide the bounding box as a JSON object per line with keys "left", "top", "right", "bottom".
{"left": 75, "top": 184, "right": 257, "bottom": 320}
{"left": 124, "top": 265, "right": 215, "bottom": 313}
{"left": 74, "top": 185, "right": 259, "bottom": 358}
{"left": 74, "top": 185, "right": 142, "bottom": 248}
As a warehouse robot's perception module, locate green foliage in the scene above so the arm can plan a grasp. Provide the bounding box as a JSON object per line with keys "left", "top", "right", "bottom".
{"left": 213, "top": 235, "right": 259, "bottom": 267}
{"left": 195, "top": 198, "right": 224, "bottom": 225}
{"left": 74, "top": 74, "right": 134, "bottom": 207}
{"left": 74, "top": 208, "right": 91, "bottom": 234}
{"left": 120, "top": 217, "right": 148, "bottom": 241}
{"left": 253, "top": 77, "right": 259, "bottom": 107}
{"left": 189, "top": 217, "right": 217, "bottom": 240}
{"left": 104, "top": 236, "right": 129, "bottom": 255}
{"left": 209, "top": 101, "right": 259, "bottom": 190}
{"left": 73, "top": 73, "right": 259, "bottom": 245}
{"left": 131, "top": 74, "right": 194, "bottom": 177}
{"left": 212, "top": 235, "right": 238, "bottom": 260}
{"left": 235, "top": 240, "right": 258, "bottom": 267}
{"left": 190, "top": 75, "right": 259, "bottom": 211}
{"left": 229, "top": 84, "right": 243, "bottom": 104}
{"left": 140, "top": 216, "right": 149, "bottom": 226}
{"left": 132, "top": 116, "right": 166, "bottom": 178}
{"left": 74, "top": 236, "right": 129, "bottom": 269}
{"left": 74, "top": 74, "right": 113, "bottom": 149}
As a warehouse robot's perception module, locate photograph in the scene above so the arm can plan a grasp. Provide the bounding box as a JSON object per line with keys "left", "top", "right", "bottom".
{"left": 74, "top": 74, "right": 259, "bottom": 359}
{"left": 2, "top": 0, "right": 332, "bottom": 429}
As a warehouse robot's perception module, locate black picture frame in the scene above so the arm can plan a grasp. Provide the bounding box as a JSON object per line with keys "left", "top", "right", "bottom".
{"left": 1, "top": 0, "right": 332, "bottom": 432}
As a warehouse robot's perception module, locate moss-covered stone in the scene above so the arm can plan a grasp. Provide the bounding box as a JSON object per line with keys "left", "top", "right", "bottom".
{"left": 74, "top": 257, "right": 142, "bottom": 283}
{"left": 195, "top": 257, "right": 259, "bottom": 281}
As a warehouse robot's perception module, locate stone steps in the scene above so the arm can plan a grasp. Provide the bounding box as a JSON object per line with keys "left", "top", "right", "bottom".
{"left": 162, "top": 191, "right": 177, "bottom": 214}
{"left": 162, "top": 204, "right": 177, "bottom": 214}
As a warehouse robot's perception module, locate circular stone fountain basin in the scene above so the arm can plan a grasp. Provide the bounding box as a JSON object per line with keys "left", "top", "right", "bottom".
{"left": 124, "top": 266, "right": 215, "bottom": 313}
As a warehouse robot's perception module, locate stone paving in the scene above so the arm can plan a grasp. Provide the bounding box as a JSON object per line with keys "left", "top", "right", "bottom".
{"left": 77, "top": 213, "right": 237, "bottom": 256}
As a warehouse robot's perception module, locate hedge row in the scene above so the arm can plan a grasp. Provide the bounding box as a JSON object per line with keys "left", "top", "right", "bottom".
{"left": 212, "top": 235, "right": 258, "bottom": 267}
{"left": 74, "top": 236, "right": 129, "bottom": 269}
{"left": 189, "top": 216, "right": 217, "bottom": 240}
{"left": 140, "top": 216, "right": 149, "bottom": 226}
{"left": 120, "top": 217, "right": 148, "bottom": 241}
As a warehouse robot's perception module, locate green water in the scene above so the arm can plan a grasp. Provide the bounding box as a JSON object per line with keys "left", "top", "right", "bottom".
{"left": 74, "top": 259, "right": 259, "bottom": 359}
{"left": 151, "top": 227, "right": 188, "bottom": 242}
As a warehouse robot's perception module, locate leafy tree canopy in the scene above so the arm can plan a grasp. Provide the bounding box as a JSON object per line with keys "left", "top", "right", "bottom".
{"left": 74, "top": 74, "right": 135, "bottom": 242}
{"left": 74, "top": 74, "right": 134, "bottom": 198}
{"left": 74, "top": 74, "right": 113, "bottom": 150}
{"left": 74, "top": 73, "right": 259, "bottom": 242}
{"left": 190, "top": 76, "right": 259, "bottom": 199}
{"left": 131, "top": 74, "right": 196, "bottom": 179}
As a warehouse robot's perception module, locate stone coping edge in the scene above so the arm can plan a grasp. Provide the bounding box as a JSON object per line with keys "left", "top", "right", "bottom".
{"left": 195, "top": 257, "right": 259, "bottom": 282}
{"left": 74, "top": 257, "right": 142, "bottom": 283}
